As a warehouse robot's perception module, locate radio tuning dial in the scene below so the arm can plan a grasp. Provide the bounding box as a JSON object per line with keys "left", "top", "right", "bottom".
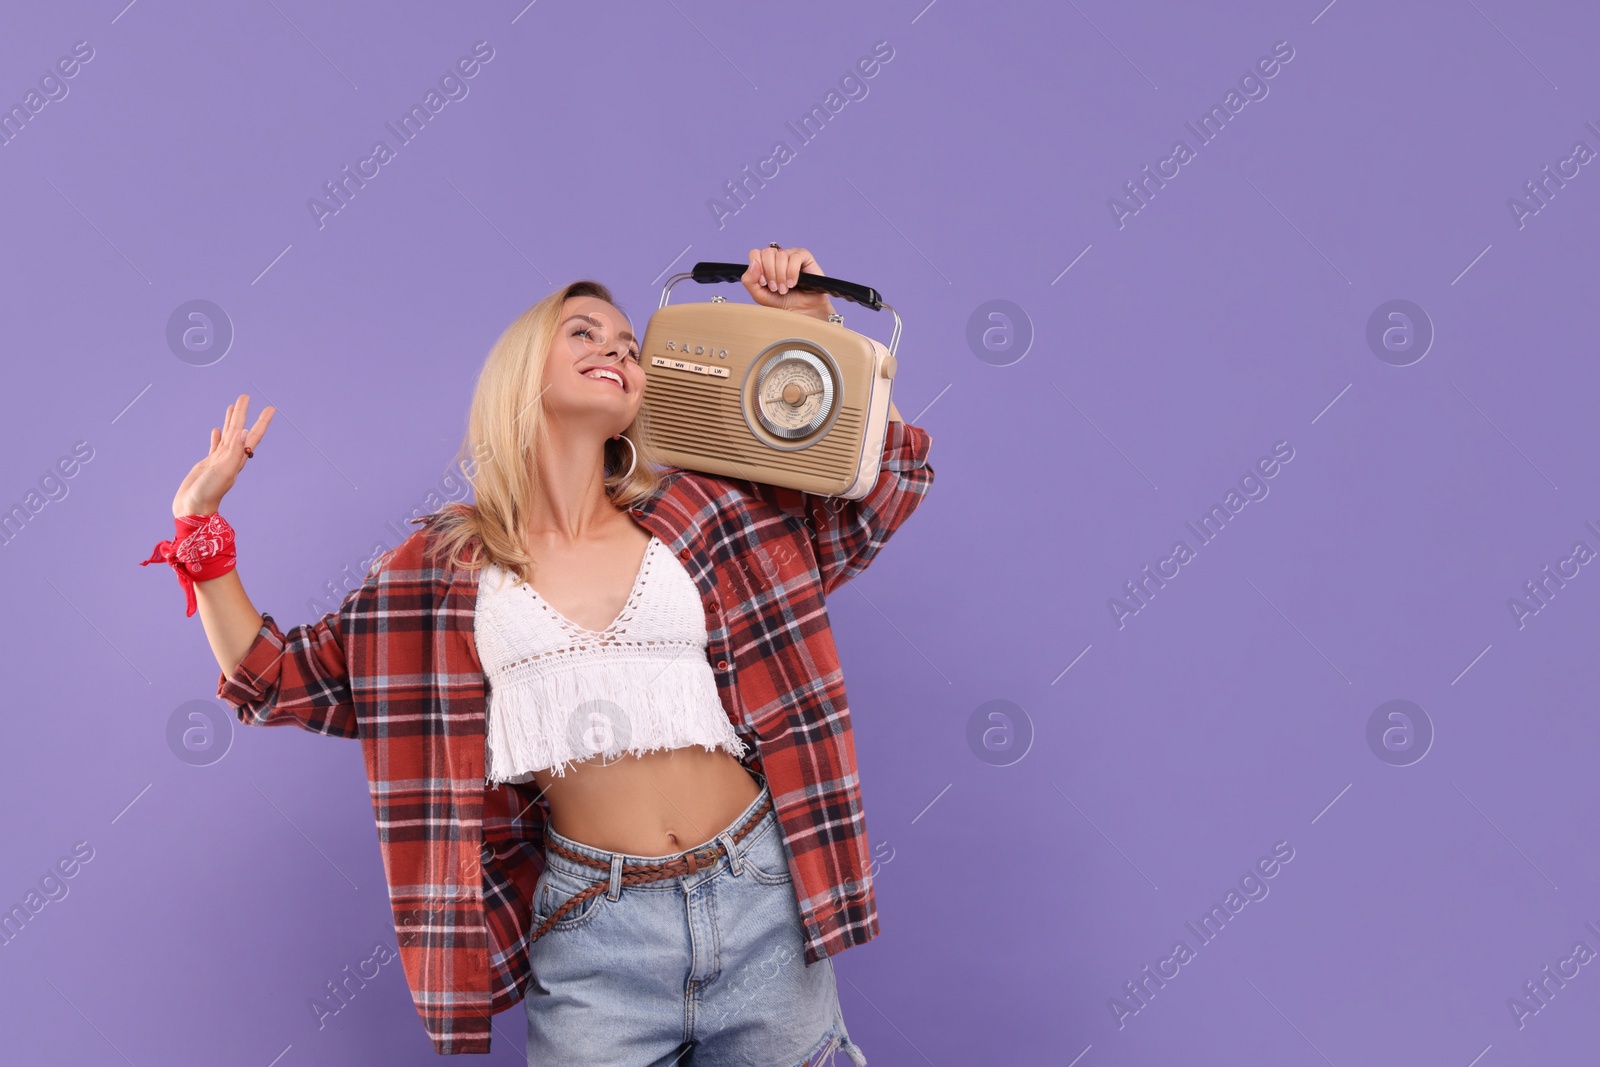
{"left": 751, "top": 347, "right": 837, "bottom": 441}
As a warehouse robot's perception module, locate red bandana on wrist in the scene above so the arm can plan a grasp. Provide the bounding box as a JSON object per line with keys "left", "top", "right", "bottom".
{"left": 140, "top": 514, "right": 237, "bottom": 617}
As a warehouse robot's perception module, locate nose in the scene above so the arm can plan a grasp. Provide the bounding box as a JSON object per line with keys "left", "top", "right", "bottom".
{"left": 589, "top": 345, "right": 635, "bottom": 368}
{"left": 569, "top": 320, "right": 638, "bottom": 367}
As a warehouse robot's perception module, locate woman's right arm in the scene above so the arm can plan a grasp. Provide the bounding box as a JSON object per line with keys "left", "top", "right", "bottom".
{"left": 172, "top": 395, "right": 360, "bottom": 739}
{"left": 191, "top": 564, "right": 268, "bottom": 680}
{"left": 204, "top": 572, "right": 364, "bottom": 740}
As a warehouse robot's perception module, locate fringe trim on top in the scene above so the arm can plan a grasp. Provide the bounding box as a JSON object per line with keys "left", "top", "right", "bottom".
{"left": 484, "top": 650, "right": 749, "bottom": 783}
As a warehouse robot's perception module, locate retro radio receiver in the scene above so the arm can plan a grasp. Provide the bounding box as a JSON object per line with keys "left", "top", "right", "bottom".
{"left": 639, "top": 261, "right": 902, "bottom": 500}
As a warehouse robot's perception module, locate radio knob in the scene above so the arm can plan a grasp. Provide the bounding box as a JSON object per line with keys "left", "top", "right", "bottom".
{"left": 880, "top": 355, "right": 897, "bottom": 380}
{"left": 752, "top": 347, "right": 834, "bottom": 440}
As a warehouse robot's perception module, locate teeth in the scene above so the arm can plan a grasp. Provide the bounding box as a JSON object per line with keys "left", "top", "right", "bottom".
{"left": 585, "top": 368, "right": 624, "bottom": 389}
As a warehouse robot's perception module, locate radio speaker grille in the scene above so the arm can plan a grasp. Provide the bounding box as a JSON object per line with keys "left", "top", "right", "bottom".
{"left": 642, "top": 374, "right": 864, "bottom": 482}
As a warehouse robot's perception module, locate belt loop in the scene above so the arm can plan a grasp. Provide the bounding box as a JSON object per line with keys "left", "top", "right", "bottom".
{"left": 607, "top": 853, "right": 624, "bottom": 901}
{"left": 718, "top": 830, "right": 741, "bottom": 876}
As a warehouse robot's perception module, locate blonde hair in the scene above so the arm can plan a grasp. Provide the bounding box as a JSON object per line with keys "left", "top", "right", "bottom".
{"left": 419, "top": 281, "right": 665, "bottom": 580}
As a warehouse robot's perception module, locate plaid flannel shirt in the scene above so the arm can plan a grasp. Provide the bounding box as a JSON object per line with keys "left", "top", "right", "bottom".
{"left": 215, "top": 419, "right": 934, "bottom": 1055}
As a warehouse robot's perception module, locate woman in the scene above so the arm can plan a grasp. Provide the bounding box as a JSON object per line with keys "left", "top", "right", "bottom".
{"left": 152, "top": 246, "right": 934, "bottom": 1064}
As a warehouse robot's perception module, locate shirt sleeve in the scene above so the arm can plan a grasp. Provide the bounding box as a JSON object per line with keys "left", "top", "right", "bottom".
{"left": 482, "top": 782, "right": 551, "bottom": 1012}
{"left": 734, "top": 418, "right": 935, "bottom": 596}
{"left": 215, "top": 597, "right": 362, "bottom": 740}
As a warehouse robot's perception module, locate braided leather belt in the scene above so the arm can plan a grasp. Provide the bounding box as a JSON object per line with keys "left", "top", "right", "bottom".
{"left": 529, "top": 790, "right": 775, "bottom": 943}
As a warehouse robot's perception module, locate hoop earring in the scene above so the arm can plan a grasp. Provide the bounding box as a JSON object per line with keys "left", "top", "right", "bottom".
{"left": 609, "top": 433, "right": 637, "bottom": 480}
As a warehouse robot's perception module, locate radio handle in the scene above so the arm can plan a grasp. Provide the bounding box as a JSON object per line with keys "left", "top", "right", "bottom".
{"left": 689, "top": 261, "right": 882, "bottom": 309}
{"left": 660, "top": 261, "right": 902, "bottom": 357}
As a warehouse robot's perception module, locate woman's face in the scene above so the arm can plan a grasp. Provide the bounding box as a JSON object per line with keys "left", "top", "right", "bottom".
{"left": 541, "top": 296, "right": 645, "bottom": 432}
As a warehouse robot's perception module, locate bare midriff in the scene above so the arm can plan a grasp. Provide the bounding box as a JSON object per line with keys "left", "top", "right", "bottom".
{"left": 532, "top": 744, "right": 762, "bottom": 856}
{"left": 519, "top": 510, "right": 763, "bottom": 857}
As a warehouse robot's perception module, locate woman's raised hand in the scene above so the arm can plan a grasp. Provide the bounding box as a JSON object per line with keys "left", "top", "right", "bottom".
{"left": 172, "top": 393, "right": 275, "bottom": 518}
{"left": 739, "top": 246, "right": 838, "bottom": 321}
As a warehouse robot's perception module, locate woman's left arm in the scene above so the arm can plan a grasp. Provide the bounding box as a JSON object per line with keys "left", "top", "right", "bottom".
{"left": 734, "top": 413, "right": 935, "bottom": 596}
{"left": 731, "top": 245, "right": 936, "bottom": 593}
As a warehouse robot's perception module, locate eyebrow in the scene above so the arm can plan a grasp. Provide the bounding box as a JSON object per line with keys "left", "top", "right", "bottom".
{"left": 567, "top": 313, "right": 637, "bottom": 345}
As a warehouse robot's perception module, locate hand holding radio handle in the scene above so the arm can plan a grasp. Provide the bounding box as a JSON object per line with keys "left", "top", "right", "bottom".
{"left": 737, "top": 247, "right": 838, "bottom": 321}
{"left": 696, "top": 256, "right": 885, "bottom": 312}
{"left": 662, "top": 249, "right": 904, "bottom": 356}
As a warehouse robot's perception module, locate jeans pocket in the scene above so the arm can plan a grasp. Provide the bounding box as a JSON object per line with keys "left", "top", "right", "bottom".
{"left": 738, "top": 817, "right": 793, "bottom": 886}
{"left": 532, "top": 862, "right": 608, "bottom": 932}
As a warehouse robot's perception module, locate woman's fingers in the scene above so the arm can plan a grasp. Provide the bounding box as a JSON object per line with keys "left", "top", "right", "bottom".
{"left": 744, "top": 247, "right": 827, "bottom": 310}
{"left": 245, "top": 406, "right": 275, "bottom": 449}
{"left": 756, "top": 247, "right": 822, "bottom": 294}
{"left": 743, "top": 249, "right": 779, "bottom": 305}
{"left": 760, "top": 247, "right": 784, "bottom": 292}
{"left": 786, "top": 248, "right": 820, "bottom": 290}
{"left": 222, "top": 394, "right": 255, "bottom": 452}
{"left": 221, "top": 396, "right": 239, "bottom": 444}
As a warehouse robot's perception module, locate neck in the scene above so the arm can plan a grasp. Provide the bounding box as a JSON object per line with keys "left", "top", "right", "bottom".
{"left": 527, "top": 419, "right": 618, "bottom": 542}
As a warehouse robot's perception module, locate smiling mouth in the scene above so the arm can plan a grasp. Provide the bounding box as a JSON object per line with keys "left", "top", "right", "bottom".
{"left": 582, "top": 367, "right": 626, "bottom": 392}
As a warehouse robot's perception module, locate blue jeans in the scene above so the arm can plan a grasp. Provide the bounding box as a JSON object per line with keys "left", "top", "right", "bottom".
{"left": 523, "top": 772, "right": 869, "bottom": 1067}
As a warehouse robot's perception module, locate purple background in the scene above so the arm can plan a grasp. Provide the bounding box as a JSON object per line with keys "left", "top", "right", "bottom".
{"left": 3, "top": 0, "right": 1597, "bottom": 1063}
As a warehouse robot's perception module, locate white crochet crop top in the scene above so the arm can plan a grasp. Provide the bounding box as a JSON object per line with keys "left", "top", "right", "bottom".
{"left": 475, "top": 535, "right": 749, "bottom": 784}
